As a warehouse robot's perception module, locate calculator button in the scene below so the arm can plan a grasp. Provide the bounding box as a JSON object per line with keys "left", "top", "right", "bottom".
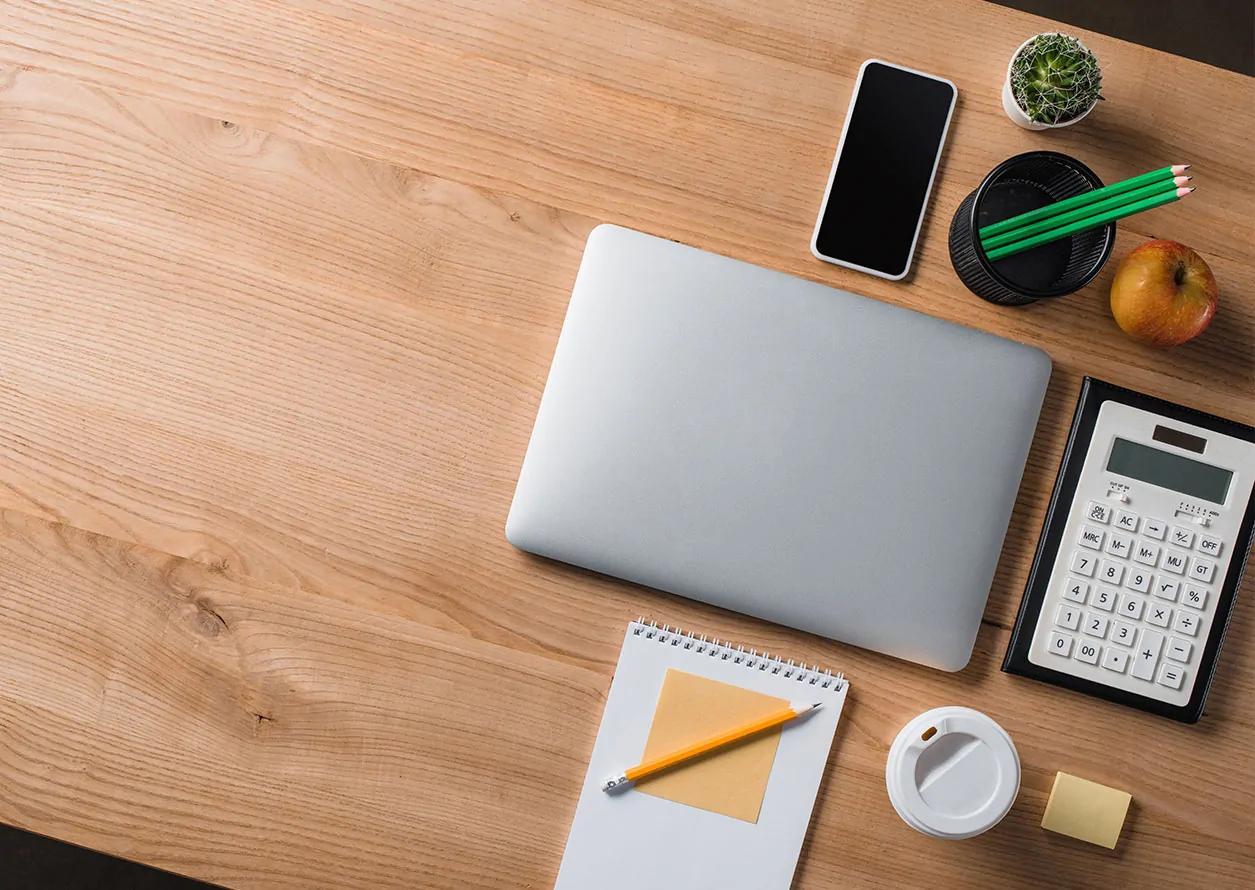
{"left": 1055, "top": 604, "right": 1082, "bottom": 631}
{"left": 1157, "top": 663, "right": 1186, "bottom": 690}
{"left": 1132, "top": 542, "right": 1160, "bottom": 566}
{"left": 1077, "top": 526, "right": 1105, "bottom": 550}
{"left": 1198, "top": 535, "right": 1222, "bottom": 557}
{"left": 1173, "top": 611, "right": 1200, "bottom": 637}
{"left": 1153, "top": 578, "right": 1180, "bottom": 602}
{"left": 1119, "top": 594, "right": 1146, "bottom": 621}
{"left": 1098, "top": 560, "right": 1125, "bottom": 585}
{"left": 1131, "top": 630, "right": 1164, "bottom": 681}
{"left": 1083, "top": 613, "right": 1109, "bottom": 638}
{"left": 1188, "top": 558, "right": 1216, "bottom": 584}
{"left": 1146, "top": 603, "right": 1172, "bottom": 628}
{"left": 1103, "top": 533, "right": 1131, "bottom": 559}
{"left": 1091, "top": 587, "right": 1117, "bottom": 611}
{"left": 1070, "top": 551, "right": 1097, "bottom": 577}
{"left": 1124, "top": 568, "right": 1152, "bottom": 593}
{"left": 1062, "top": 579, "right": 1090, "bottom": 604}
{"left": 1110, "top": 620, "right": 1137, "bottom": 647}
{"left": 1049, "top": 632, "right": 1074, "bottom": 657}
{"left": 1182, "top": 585, "right": 1207, "bottom": 610}
{"left": 1166, "top": 638, "right": 1193, "bottom": 662}
{"left": 1087, "top": 501, "right": 1112, "bottom": 524}
{"left": 1101, "top": 648, "right": 1129, "bottom": 673}
{"left": 1169, "top": 526, "right": 1195, "bottom": 548}
{"left": 1161, "top": 550, "right": 1187, "bottom": 575}
{"left": 1074, "top": 641, "right": 1100, "bottom": 665}
{"left": 1143, "top": 518, "right": 1168, "bottom": 540}
{"left": 1114, "top": 510, "right": 1139, "bottom": 532}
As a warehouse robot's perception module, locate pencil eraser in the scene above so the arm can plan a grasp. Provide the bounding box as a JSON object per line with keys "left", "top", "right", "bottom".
{"left": 1041, "top": 772, "right": 1132, "bottom": 849}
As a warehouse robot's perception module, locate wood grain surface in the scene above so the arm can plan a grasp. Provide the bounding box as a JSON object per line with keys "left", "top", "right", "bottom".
{"left": 0, "top": 1, "right": 1252, "bottom": 888}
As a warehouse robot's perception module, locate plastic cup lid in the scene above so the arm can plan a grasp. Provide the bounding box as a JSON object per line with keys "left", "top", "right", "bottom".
{"left": 885, "top": 707, "right": 1021, "bottom": 839}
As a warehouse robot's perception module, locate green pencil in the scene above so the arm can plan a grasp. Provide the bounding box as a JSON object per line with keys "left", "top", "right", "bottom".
{"left": 979, "top": 164, "right": 1189, "bottom": 240}
{"left": 981, "top": 177, "right": 1189, "bottom": 251}
{"left": 985, "top": 187, "right": 1194, "bottom": 262}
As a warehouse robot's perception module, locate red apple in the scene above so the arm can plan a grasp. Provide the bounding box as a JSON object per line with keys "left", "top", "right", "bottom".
{"left": 1110, "top": 240, "right": 1219, "bottom": 347}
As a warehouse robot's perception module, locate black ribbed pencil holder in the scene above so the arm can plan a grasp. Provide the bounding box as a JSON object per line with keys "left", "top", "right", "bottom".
{"left": 949, "top": 151, "right": 1116, "bottom": 306}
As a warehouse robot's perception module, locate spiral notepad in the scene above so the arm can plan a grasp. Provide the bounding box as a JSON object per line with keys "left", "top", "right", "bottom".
{"left": 555, "top": 620, "right": 848, "bottom": 890}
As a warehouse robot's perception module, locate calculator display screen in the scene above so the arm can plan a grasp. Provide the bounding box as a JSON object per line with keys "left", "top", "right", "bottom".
{"left": 1107, "top": 438, "right": 1232, "bottom": 504}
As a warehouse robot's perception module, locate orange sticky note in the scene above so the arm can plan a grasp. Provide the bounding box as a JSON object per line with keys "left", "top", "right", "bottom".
{"left": 634, "top": 669, "right": 785, "bottom": 822}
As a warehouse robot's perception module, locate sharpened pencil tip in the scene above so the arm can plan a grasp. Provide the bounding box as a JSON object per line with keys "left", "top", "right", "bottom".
{"left": 1171, "top": 164, "right": 1191, "bottom": 174}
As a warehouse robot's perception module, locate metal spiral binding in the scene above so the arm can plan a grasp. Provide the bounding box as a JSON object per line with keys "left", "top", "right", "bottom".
{"left": 631, "top": 618, "right": 847, "bottom": 691}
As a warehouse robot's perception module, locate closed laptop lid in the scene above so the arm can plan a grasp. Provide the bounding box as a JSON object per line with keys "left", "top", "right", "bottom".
{"left": 507, "top": 225, "right": 1051, "bottom": 671}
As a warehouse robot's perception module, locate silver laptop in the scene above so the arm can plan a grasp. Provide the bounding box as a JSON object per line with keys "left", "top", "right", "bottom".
{"left": 507, "top": 225, "right": 1051, "bottom": 670}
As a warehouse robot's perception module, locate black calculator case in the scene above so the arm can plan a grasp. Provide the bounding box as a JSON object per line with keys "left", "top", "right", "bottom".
{"left": 1003, "top": 377, "right": 1255, "bottom": 722}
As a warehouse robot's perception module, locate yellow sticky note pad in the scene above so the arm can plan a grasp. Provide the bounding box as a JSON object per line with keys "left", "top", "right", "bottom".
{"left": 635, "top": 669, "right": 785, "bottom": 823}
{"left": 1041, "top": 772, "right": 1132, "bottom": 849}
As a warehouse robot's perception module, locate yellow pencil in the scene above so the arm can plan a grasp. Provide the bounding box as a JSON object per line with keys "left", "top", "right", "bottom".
{"left": 601, "top": 701, "right": 821, "bottom": 793}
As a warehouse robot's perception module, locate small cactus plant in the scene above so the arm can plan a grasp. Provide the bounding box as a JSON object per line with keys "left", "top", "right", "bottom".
{"left": 1010, "top": 33, "right": 1103, "bottom": 125}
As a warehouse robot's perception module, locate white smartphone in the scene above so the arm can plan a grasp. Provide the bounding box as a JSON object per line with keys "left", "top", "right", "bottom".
{"left": 810, "top": 60, "right": 957, "bottom": 281}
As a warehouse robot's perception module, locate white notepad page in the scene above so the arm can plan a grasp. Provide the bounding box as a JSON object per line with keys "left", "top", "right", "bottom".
{"left": 555, "top": 621, "right": 848, "bottom": 890}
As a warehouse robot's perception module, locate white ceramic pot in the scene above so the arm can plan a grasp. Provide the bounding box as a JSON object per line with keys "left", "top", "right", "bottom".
{"left": 1003, "top": 34, "right": 1099, "bottom": 131}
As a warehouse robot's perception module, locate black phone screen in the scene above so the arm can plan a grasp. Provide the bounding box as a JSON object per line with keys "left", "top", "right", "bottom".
{"left": 813, "top": 62, "right": 956, "bottom": 278}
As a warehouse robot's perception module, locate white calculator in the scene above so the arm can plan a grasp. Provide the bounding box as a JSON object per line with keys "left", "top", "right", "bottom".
{"left": 1005, "top": 378, "right": 1255, "bottom": 722}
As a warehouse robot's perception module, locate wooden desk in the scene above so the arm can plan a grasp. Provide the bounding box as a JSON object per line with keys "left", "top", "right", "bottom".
{"left": 0, "top": 2, "right": 1251, "bottom": 887}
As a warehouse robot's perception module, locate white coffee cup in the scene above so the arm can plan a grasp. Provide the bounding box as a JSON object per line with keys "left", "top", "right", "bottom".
{"left": 885, "top": 706, "right": 1020, "bottom": 839}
